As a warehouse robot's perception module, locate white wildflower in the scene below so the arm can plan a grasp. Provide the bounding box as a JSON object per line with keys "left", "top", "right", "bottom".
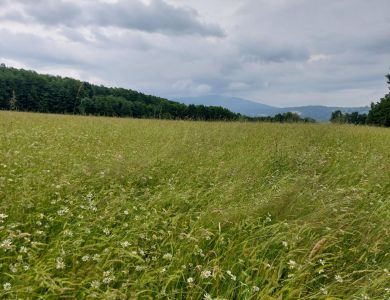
{"left": 319, "top": 259, "right": 325, "bottom": 266}
{"left": 102, "top": 276, "right": 114, "bottom": 284}
{"left": 265, "top": 213, "right": 272, "bottom": 223}
{"left": 161, "top": 268, "right": 166, "bottom": 273}
{"left": 9, "top": 264, "right": 17, "bottom": 273}
{"left": 81, "top": 255, "right": 90, "bottom": 262}
{"left": 1, "top": 238, "right": 12, "bottom": 250}
{"left": 335, "top": 274, "right": 343, "bottom": 283}
{"left": 56, "top": 257, "right": 65, "bottom": 269}
{"left": 226, "top": 270, "right": 236, "bottom": 281}
{"left": 282, "top": 241, "right": 288, "bottom": 248}
{"left": 63, "top": 229, "right": 73, "bottom": 237}
{"left": 19, "top": 246, "right": 28, "bottom": 253}
{"left": 121, "top": 241, "right": 131, "bottom": 248}
{"left": 57, "top": 207, "right": 69, "bottom": 216}
{"left": 252, "top": 286, "right": 260, "bottom": 292}
{"left": 92, "top": 254, "right": 100, "bottom": 261}
{"left": 204, "top": 293, "right": 212, "bottom": 300}
{"left": 187, "top": 277, "right": 194, "bottom": 284}
{"left": 89, "top": 205, "right": 97, "bottom": 212}
{"left": 0, "top": 213, "right": 8, "bottom": 219}
{"left": 86, "top": 192, "right": 94, "bottom": 201}
{"left": 91, "top": 280, "right": 100, "bottom": 289}
{"left": 103, "top": 228, "right": 110, "bottom": 235}
{"left": 23, "top": 264, "right": 30, "bottom": 271}
{"left": 102, "top": 270, "right": 115, "bottom": 284}
{"left": 320, "top": 287, "right": 328, "bottom": 295}
{"left": 201, "top": 270, "right": 212, "bottom": 279}
{"left": 135, "top": 265, "right": 145, "bottom": 271}
{"left": 124, "top": 210, "right": 129, "bottom": 215}
{"left": 194, "top": 245, "right": 205, "bottom": 257}
{"left": 288, "top": 260, "right": 297, "bottom": 269}
{"left": 163, "top": 253, "right": 173, "bottom": 261}
{"left": 3, "top": 282, "right": 11, "bottom": 291}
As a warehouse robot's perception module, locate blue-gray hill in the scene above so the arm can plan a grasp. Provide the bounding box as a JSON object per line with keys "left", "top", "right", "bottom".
{"left": 176, "top": 95, "right": 369, "bottom": 122}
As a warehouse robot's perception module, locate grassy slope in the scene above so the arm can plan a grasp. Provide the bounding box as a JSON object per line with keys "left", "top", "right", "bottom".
{"left": 0, "top": 111, "right": 389, "bottom": 299}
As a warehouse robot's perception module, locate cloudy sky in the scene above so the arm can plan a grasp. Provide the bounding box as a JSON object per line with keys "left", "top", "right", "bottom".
{"left": 0, "top": 0, "right": 389, "bottom": 107}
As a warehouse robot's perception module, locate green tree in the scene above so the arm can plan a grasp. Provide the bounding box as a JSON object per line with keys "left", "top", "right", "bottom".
{"left": 9, "top": 90, "right": 17, "bottom": 110}
{"left": 330, "top": 110, "right": 346, "bottom": 124}
{"left": 367, "top": 73, "right": 390, "bottom": 127}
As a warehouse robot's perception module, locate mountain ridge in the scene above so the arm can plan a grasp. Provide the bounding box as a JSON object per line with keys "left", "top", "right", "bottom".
{"left": 175, "top": 95, "right": 370, "bottom": 121}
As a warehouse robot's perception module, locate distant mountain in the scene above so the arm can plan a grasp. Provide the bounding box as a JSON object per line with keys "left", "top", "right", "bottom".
{"left": 275, "top": 105, "right": 370, "bottom": 122}
{"left": 175, "top": 95, "right": 370, "bottom": 122}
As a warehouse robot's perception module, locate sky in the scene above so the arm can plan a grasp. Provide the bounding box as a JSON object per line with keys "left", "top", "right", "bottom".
{"left": 0, "top": 0, "right": 389, "bottom": 107}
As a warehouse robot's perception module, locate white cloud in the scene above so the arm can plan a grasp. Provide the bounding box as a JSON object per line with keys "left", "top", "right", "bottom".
{"left": 172, "top": 79, "right": 211, "bottom": 95}
{"left": 228, "top": 82, "right": 250, "bottom": 90}
{"left": 308, "top": 54, "right": 331, "bottom": 64}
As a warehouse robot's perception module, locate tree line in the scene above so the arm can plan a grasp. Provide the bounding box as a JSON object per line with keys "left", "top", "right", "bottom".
{"left": 330, "top": 73, "right": 390, "bottom": 127}
{"left": 249, "top": 112, "right": 315, "bottom": 123}
{"left": 0, "top": 65, "right": 240, "bottom": 121}
{"left": 0, "top": 65, "right": 314, "bottom": 123}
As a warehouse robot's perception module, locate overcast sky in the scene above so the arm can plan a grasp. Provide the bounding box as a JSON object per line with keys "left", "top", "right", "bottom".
{"left": 0, "top": 0, "right": 389, "bottom": 107}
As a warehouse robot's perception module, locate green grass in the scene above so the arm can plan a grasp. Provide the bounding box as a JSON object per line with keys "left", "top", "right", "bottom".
{"left": 0, "top": 111, "right": 389, "bottom": 299}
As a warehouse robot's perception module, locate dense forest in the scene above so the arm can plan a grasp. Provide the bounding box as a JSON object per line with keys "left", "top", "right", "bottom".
{"left": 0, "top": 65, "right": 314, "bottom": 123}
{"left": 330, "top": 73, "right": 390, "bottom": 127}
{"left": 0, "top": 65, "right": 239, "bottom": 121}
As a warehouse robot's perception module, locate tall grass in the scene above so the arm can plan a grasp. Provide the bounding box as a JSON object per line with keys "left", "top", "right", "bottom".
{"left": 0, "top": 111, "right": 389, "bottom": 299}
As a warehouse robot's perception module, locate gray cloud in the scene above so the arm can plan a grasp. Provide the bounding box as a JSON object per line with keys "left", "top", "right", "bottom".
{"left": 237, "top": 38, "right": 310, "bottom": 63}
{"left": 1, "top": 0, "right": 224, "bottom": 37}
{"left": 0, "top": 29, "right": 87, "bottom": 66}
{"left": 0, "top": 0, "right": 389, "bottom": 107}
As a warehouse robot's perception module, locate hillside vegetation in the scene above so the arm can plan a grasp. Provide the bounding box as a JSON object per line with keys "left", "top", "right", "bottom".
{"left": 0, "top": 112, "right": 389, "bottom": 299}
{"left": 0, "top": 65, "right": 314, "bottom": 123}
{"left": 0, "top": 65, "right": 238, "bottom": 121}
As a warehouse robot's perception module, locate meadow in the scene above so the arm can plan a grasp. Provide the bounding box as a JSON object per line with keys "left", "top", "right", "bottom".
{"left": 0, "top": 111, "right": 389, "bottom": 299}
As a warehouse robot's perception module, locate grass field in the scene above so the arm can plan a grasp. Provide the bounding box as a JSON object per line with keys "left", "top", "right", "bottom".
{"left": 0, "top": 111, "right": 389, "bottom": 299}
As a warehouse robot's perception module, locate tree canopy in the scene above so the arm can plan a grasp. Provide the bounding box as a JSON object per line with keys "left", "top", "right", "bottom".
{"left": 330, "top": 73, "right": 390, "bottom": 127}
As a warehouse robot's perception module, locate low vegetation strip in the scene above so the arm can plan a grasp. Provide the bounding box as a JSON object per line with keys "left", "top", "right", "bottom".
{"left": 0, "top": 112, "right": 389, "bottom": 299}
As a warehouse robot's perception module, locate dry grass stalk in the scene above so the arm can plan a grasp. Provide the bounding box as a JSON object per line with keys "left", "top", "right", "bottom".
{"left": 308, "top": 238, "right": 327, "bottom": 260}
